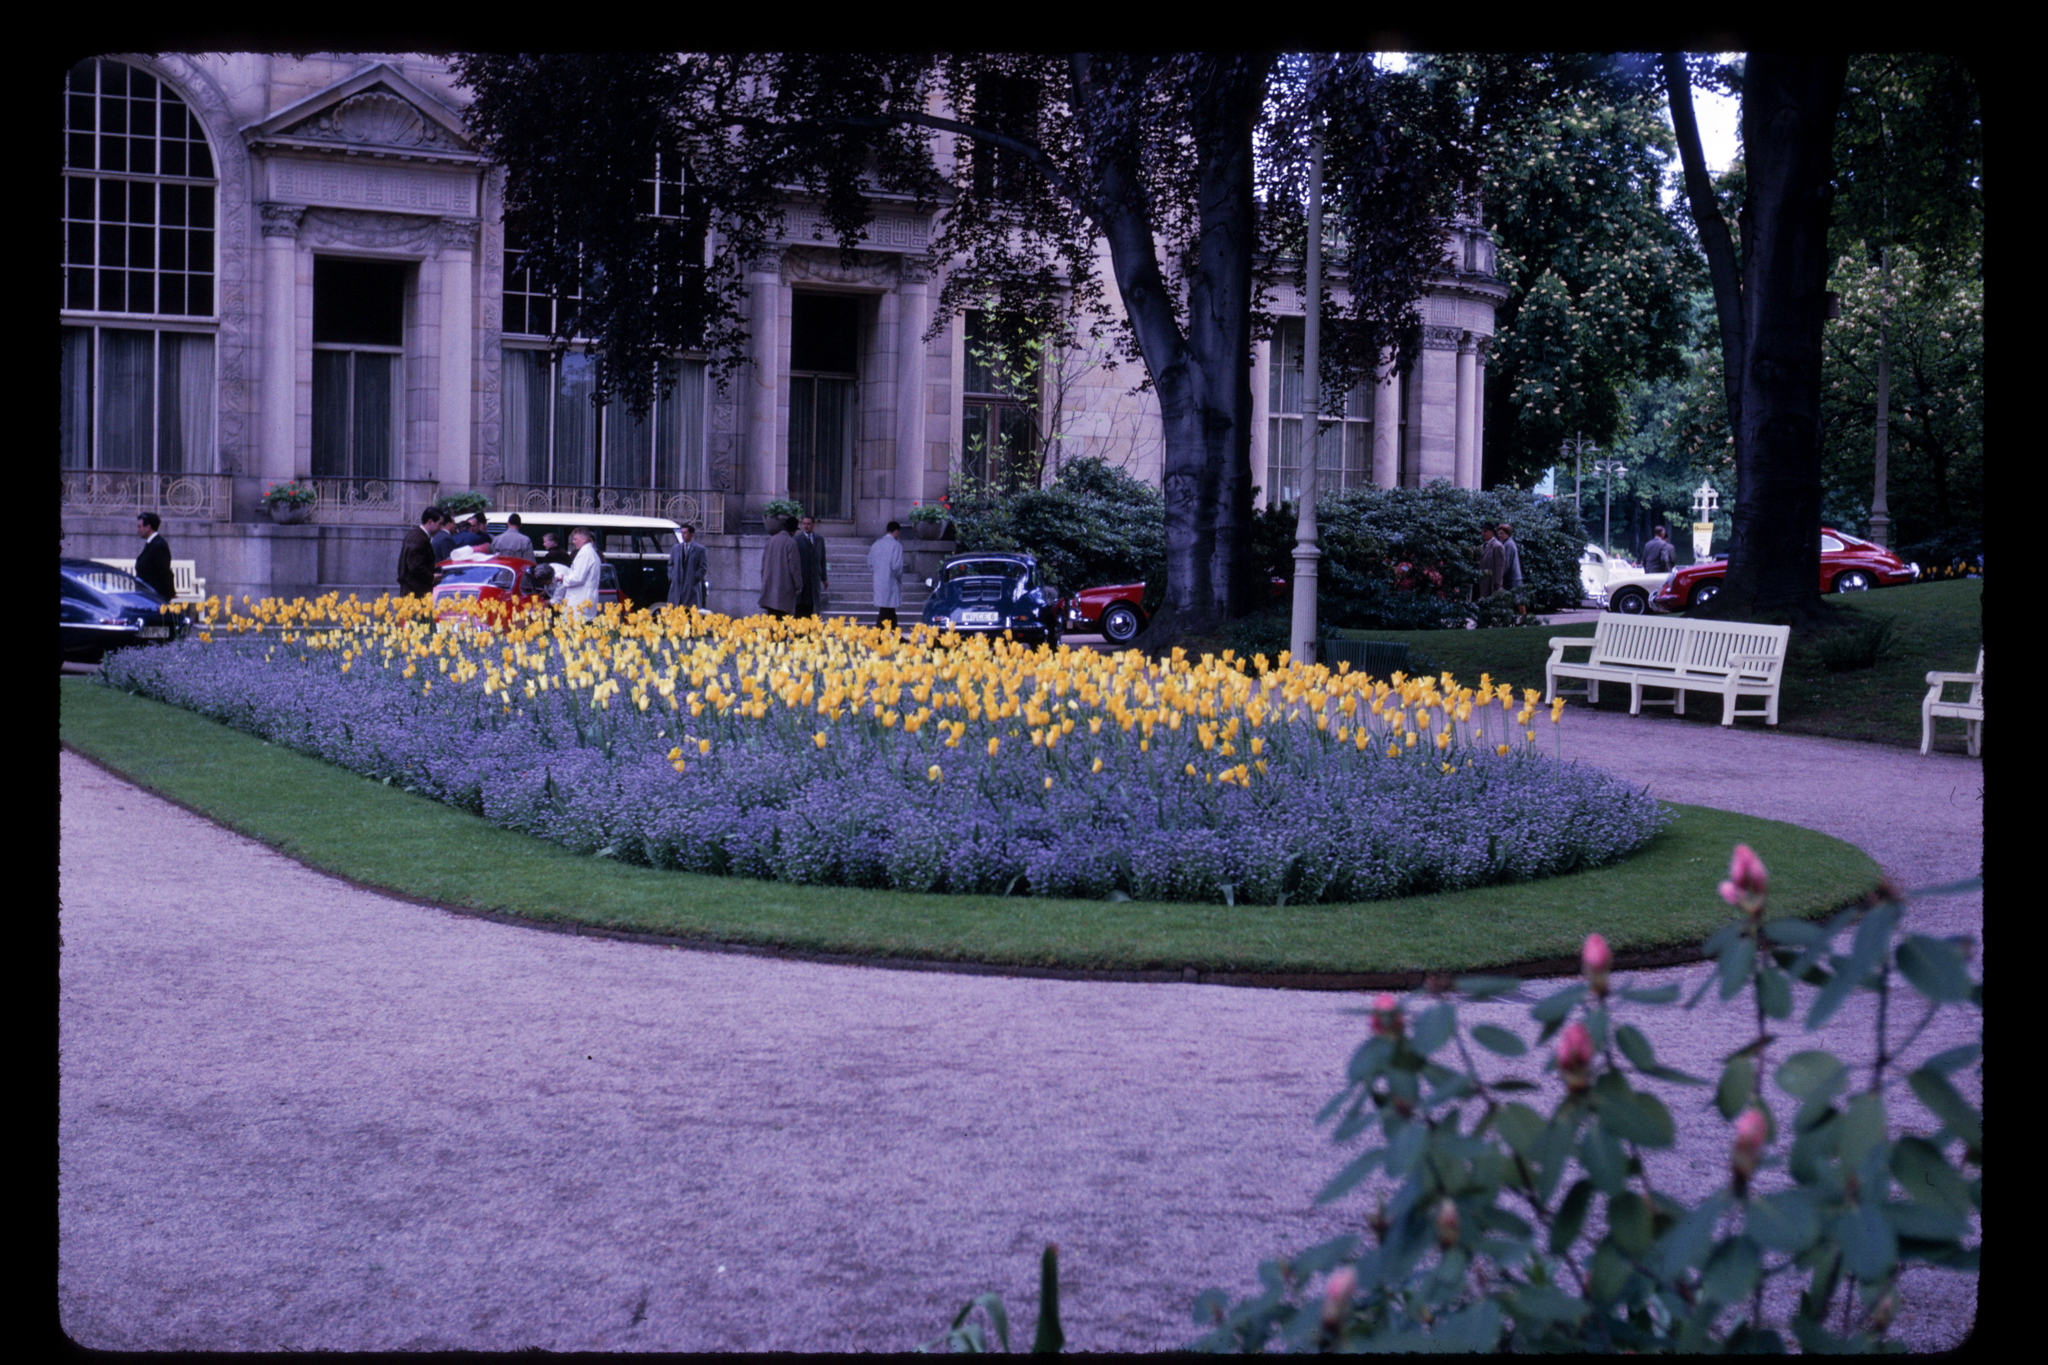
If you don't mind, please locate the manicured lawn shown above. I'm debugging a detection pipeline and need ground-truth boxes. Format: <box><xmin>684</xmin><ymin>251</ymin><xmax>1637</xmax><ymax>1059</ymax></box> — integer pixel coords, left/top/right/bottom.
<box><xmin>62</xmin><ymin>676</ymin><xmax>1882</xmax><ymax>977</ymax></box>
<box><xmin>1332</xmin><ymin>577</ymin><xmax>1983</xmax><ymax>749</ymax></box>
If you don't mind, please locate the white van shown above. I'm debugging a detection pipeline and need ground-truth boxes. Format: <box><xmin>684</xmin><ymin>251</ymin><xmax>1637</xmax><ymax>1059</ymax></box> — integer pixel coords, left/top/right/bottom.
<box><xmin>481</xmin><ymin>511</ymin><xmax>684</xmax><ymax>609</ymax></box>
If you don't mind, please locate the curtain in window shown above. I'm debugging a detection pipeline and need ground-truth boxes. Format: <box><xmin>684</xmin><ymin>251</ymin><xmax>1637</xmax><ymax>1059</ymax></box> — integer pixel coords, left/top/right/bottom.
<box><xmin>553</xmin><ymin>352</ymin><xmax>598</xmax><ymax>487</ymax></box>
<box><xmin>660</xmin><ymin>359</ymin><xmax>705</xmax><ymax>491</ymax></box>
<box><xmin>98</xmin><ymin>328</ymin><xmax>154</xmax><ymax>470</ymax></box>
<box><xmin>158</xmin><ymin>331</ymin><xmax>213</xmax><ymax>474</ymax></box>
<box><xmin>502</xmin><ymin>348</ymin><xmax>549</xmax><ymax>485</ymax></box>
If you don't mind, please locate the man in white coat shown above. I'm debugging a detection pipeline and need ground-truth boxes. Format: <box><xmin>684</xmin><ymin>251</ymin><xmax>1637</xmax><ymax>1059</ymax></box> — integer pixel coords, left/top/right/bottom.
<box><xmin>868</xmin><ymin>520</ymin><xmax>905</xmax><ymax>629</ymax></box>
<box><xmin>558</xmin><ymin>526</ymin><xmax>604</xmax><ymax>618</ymax></box>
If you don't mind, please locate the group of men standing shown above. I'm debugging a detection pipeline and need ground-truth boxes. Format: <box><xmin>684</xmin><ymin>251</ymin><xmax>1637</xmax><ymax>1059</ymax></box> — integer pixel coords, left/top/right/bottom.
<box><xmin>757</xmin><ymin>515</ymin><xmax>904</xmax><ymax>628</ymax></box>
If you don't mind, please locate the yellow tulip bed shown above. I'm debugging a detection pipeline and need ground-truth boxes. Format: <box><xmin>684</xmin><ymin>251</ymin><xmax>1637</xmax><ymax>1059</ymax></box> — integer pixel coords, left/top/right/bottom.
<box><xmin>101</xmin><ymin>593</ymin><xmax>1667</xmax><ymax>904</ymax></box>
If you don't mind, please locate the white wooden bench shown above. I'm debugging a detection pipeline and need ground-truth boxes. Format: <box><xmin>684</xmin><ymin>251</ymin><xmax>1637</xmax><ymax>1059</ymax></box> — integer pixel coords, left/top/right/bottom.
<box><xmin>1545</xmin><ymin>615</ymin><xmax>1792</xmax><ymax>727</ymax></box>
<box><xmin>1921</xmin><ymin>648</ymin><xmax>1983</xmax><ymax>756</ymax></box>
<box><xmin>93</xmin><ymin>557</ymin><xmax>207</xmax><ymax>604</ymax></box>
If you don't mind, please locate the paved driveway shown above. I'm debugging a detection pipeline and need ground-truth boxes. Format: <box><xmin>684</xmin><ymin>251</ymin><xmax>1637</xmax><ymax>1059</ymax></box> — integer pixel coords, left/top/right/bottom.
<box><xmin>58</xmin><ymin>704</ymin><xmax>1982</xmax><ymax>1352</ymax></box>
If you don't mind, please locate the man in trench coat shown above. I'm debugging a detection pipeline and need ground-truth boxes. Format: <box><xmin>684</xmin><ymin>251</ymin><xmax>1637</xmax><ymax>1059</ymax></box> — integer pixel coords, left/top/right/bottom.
<box><xmin>759</xmin><ymin>517</ymin><xmax>803</xmax><ymax>619</ymax></box>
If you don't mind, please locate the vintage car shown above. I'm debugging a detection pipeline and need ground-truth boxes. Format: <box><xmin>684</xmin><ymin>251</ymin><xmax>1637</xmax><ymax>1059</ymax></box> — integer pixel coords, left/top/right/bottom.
<box><xmin>1063</xmin><ymin>575</ymin><xmax>1289</xmax><ymax>643</ymax></box>
<box><xmin>920</xmin><ymin>552</ymin><xmax>1063</xmax><ymax>647</ymax></box>
<box><xmin>1651</xmin><ymin>528</ymin><xmax>1921</xmax><ymax>612</ymax></box>
<box><xmin>430</xmin><ymin>550</ymin><xmax>620</xmax><ymax>626</ymax></box>
<box><xmin>1579</xmin><ymin>544</ymin><xmax>1671</xmax><ymax>615</ymax></box>
<box><xmin>480</xmin><ymin>511</ymin><xmax>681</xmax><ymax>609</ymax></box>
<box><xmin>61</xmin><ymin>558</ymin><xmax>187</xmax><ymax>663</ymax></box>
<box><xmin>1062</xmin><ymin>581</ymin><xmax>1149</xmax><ymax>643</ymax></box>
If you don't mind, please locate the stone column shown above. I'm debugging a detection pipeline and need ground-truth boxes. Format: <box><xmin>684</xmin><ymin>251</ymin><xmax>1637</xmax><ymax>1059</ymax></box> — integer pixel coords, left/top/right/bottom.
<box><xmin>1372</xmin><ymin>349</ymin><xmax>1401</xmax><ymax>489</ymax></box>
<box><xmin>745</xmin><ymin>255</ymin><xmax>783</xmax><ymax>514</ymax></box>
<box><xmin>257</xmin><ymin>203</ymin><xmax>305</xmax><ymax>487</ymax></box>
<box><xmin>435</xmin><ymin>218</ymin><xmax>478</xmax><ymax>489</ymax></box>
<box><xmin>895</xmin><ymin>256</ymin><xmax>931</xmax><ymax>512</ymax></box>
<box><xmin>1455</xmin><ymin>331</ymin><xmax>1477</xmax><ymax>489</ymax></box>
<box><xmin>1473</xmin><ymin>340</ymin><xmax>1489</xmax><ymax>492</ymax></box>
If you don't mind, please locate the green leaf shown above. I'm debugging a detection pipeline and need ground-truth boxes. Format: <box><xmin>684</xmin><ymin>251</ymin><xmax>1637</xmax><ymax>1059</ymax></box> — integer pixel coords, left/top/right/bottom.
<box><xmin>1907</xmin><ymin>1068</ymin><xmax>1982</xmax><ymax>1150</ymax></box>
<box><xmin>1923</xmin><ymin>1043</ymin><xmax>1981</xmax><ymax>1075</ymax></box>
<box><xmin>1701</xmin><ymin>1235</ymin><xmax>1763</xmax><ymax>1306</ymax></box>
<box><xmin>1896</xmin><ymin>935</ymin><xmax>1973</xmax><ymax>1003</ymax></box>
<box><xmin>1471</xmin><ymin>1023</ymin><xmax>1528</xmax><ymax>1057</ymax></box>
<box><xmin>1756</xmin><ymin>964</ymin><xmax>1793</xmax><ymax>1020</ymax></box>
<box><xmin>1595</xmin><ymin>1071</ymin><xmax>1676</xmax><ymax>1148</ymax></box>
<box><xmin>1776</xmin><ymin>1050</ymin><xmax>1848</xmax><ymax>1103</ymax></box>
<box><xmin>1532</xmin><ymin>982</ymin><xmax>1588</xmax><ymax>1025</ymax></box>
<box><xmin>1764</xmin><ymin>917</ymin><xmax>1826</xmax><ymax>946</ymax></box>
<box><xmin>1890</xmin><ymin>1136</ymin><xmax>1972</xmax><ymax>1215</ymax></box>
<box><xmin>1748</xmin><ymin>1189</ymin><xmax>1821</xmax><ymax>1253</ymax></box>
<box><xmin>1880</xmin><ymin>1199</ymin><xmax>1969</xmax><ymax>1244</ymax></box>
<box><xmin>1837</xmin><ymin>1091</ymin><xmax>1888</xmax><ymax>1173</ymax></box>
<box><xmin>1508</xmin><ymin>1283</ymin><xmax>1589</xmax><ymax>1326</ymax></box>
<box><xmin>1834</xmin><ymin>1204</ymin><xmax>1898</xmax><ymax>1281</ymax></box>
<box><xmin>1717</xmin><ymin>934</ymin><xmax>1755</xmax><ymax>1001</ymax></box>
<box><xmin>1410</xmin><ymin>1003</ymin><xmax>1458</xmax><ymax>1057</ymax></box>
<box><xmin>1550</xmin><ymin>1179</ymin><xmax>1594</xmax><ymax>1255</ymax></box>
<box><xmin>1716</xmin><ymin>1054</ymin><xmax>1757</xmax><ymax>1121</ymax></box>
<box><xmin>1655</xmin><ymin>1195</ymin><xmax>1727</xmax><ymax>1279</ymax></box>
<box><xmin>1032</xmin><ymin>1244</ymin><xmax>1063</xmax><ymax>1354</ymax></box>
<box><xmin>1607</xmin><ymin>1191</ymin><xmax>1655</xmax><ymax>1258</ymax></box>
<box><xmin>1317</xmin><ymin>1147</ymin><xmax>1385</xmax><ymax>1206</ymax></box>
<box><xmin>1615</xmin><ymin>1024</ymin><xmax>1657</xmax><ymax>1072</ymax></box>
<box><xmin>1579</xmin><ymin>1125</ymin><xmax>1630</xmax><ymax>1195</ymax></box>
<box><xmin>1494</xmin><ymin>1102</ymin><xmax>1545</xmax><ymax>1157</ymax></box>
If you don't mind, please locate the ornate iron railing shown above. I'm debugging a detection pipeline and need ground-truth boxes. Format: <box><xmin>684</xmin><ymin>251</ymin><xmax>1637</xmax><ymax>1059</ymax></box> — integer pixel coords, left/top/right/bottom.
<box><xmin>306</xmin><ymin>477</ymin><xmax>440</xmax><ymax>526</ymax></box>
<box><xmin>60</xmin><ymin>470</ymin><xmax>232</xmax><ymax>521</ymax></box>
<box><xmin>492</xmin><ymin>483</ymin><xmax>726</xmax><ymax>533</ymax></box>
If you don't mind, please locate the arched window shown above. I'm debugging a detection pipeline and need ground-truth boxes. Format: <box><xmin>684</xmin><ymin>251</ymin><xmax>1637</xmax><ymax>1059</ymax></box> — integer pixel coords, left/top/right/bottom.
<box><xmin>61</xmin><ymin>58</ymin><xmax>218</xmax><ymax>473</ymax></box>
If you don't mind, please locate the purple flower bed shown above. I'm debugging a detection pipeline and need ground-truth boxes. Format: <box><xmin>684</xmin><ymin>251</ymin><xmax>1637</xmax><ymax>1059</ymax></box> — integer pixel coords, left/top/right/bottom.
<box><xmin>100</xmin><ymin>634</ymin><xmax>1668</xmax><ymax>906</ymax></box>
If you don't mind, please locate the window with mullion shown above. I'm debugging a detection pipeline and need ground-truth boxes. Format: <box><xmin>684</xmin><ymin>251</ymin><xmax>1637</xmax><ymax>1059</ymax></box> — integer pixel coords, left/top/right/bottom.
<box><xmin>1266</xmin><ymin>319</ymin><xmax>1373</xmax><ymax>504</ymax></box>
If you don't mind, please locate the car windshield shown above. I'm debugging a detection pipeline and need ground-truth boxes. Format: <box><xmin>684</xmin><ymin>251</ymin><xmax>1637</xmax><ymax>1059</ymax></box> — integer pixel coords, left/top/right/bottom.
<box><xmin>439</xmin><ymin>564</ymin><xmax>516</xmax><ymax>588</ymax></box>
<box><xmin>944</xmin><ymin>560</ymin><xmax>1029</xmax><ymax>585</ymax></box>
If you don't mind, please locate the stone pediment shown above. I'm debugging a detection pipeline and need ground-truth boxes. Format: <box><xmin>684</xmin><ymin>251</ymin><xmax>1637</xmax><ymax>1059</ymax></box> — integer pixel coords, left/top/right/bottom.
<box><xmin>244</xmin><ymin>63</ymin><xmax>480</xmax><ymax>165</ymax></box>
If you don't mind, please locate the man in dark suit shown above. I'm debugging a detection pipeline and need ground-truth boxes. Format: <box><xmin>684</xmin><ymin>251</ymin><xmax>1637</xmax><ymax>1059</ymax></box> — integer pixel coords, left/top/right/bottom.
<box><xmin>397</xmin><ymin>507</ymin><xmax>439</xmax><ymax>597</ymax></box>
<box><xmin>794</xmin><ymin>515</ymin><xmax>828</xmax><ymax>618</ymax></box>
<box><xmin>429</xmin><ymin>508</ymin><xmax>456</xmax><ymax>563</ymax></box>
<box><xmin>667</xmin><ymin>523</ymin><xmax>709</xmax><ymax>609</ymax></box>
<box><xmin>134</xmin><ymin>513</ymin><xmax>176</xmax><ymax>602</ymax></box>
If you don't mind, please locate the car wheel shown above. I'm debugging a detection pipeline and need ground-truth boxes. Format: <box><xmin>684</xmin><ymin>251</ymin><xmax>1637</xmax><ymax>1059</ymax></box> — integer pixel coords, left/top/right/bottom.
<box><xmin>1690</xmin><ymin>580</ymin><xmax>1721</xmax><ymax>610</ymax></box>
<box><xmin>1832</xmin><ymin>569</ymin><xmax>1874</xmax><ymax>593</ymax></box>
<box><xmin>1100</xmin><ymin>603</ymin><xmax>1142</xmax><ymax>643</ymax></box>
<box><xmin>1610</xmin><ymin>587</ymin><xmax>1650</xmax><ymax>615</ymax></box>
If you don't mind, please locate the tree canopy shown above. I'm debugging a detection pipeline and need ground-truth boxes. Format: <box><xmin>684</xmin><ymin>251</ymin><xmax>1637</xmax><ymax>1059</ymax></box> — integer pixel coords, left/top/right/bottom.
<box><xmin>451</xmin><ymin>53</ymin><xmax>1477</xmax><ymax>640</ymax></box>
<box><xmin>1412</xmin><ymin>55</ymin><xmax>1699</xmax><ymax>491</ymax></box>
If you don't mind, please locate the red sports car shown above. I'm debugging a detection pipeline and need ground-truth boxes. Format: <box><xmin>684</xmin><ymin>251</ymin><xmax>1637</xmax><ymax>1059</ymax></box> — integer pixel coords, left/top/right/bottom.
<box><xmin>1062</xmin><ymin>577</ymin><xmax>1287</xmax><ymax>643</ymax></box>
<box><xmin>1651</xmin><ymin>529</ymin><xmax>1920</xmax><ymax>612</ymax></box>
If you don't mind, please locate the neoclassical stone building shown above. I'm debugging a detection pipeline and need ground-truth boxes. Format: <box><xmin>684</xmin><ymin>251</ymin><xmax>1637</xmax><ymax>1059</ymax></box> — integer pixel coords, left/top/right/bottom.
<box><xmin>60</xmin><ymin>53</ymin><xmax>1504</xmax><ymax>608</ymax></box>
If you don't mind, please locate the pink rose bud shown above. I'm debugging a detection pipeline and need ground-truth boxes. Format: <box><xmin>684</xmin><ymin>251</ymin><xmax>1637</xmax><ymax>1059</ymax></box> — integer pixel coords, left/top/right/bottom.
<box><xmin>1372</xmin><ymin>993</ymin><xmax>1404</xmax><ymax>1038</ymax></box>
<box><xmin>1435</xmin><ymin>1198</ymin><xmax>1461</xmax><ymax>1248</ymax></box>
<box><xmin>1731</xmin><ymin>1107</ymin><xmax>1769</xmax><ymax>1190</ymax></box>
<box><xmin>1322</xmin><ymin>1266</ymin><xmax>1356</xmax><ymax>1328</ymax></box>
<box><xmin>1721</xmin><ymin>844</ymin><xmax>1769</xmax><ymax>917</ymax></box>
<box><xmin>1556</xmin><ymin>1021</ymin><xmax>1594</xmax><ymax>1090</ymax></box>
<box><xmin>1581</xmin><ymin>933</ymin><xmax>1612</xmax><ymax>994</ymax></box>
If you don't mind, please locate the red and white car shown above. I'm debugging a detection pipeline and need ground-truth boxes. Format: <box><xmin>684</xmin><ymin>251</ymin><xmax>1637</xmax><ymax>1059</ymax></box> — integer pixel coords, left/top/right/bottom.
<box><xmin>1651</xmin><ymin>529</ymin><xmax>1920</xmax><ymax>612</ymax></box>
<box><xmin>430</xmin><ymin>551</ymin><xmax>620</xmax><ymax>627</ymax></box>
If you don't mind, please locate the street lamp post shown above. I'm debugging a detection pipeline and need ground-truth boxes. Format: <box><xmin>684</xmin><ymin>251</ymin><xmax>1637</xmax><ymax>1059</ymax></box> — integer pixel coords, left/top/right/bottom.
<box><xmin>1591</xmin><ymin>458</ymin><xmax>1627</xmax><ymax>558</ymax></box>
<box><xmin>1690</xmin><ymin>479</ymin><xmax>1721</xmax><ymax>562</ymax></box>
<box><xmin>1559</xmin><ymin>434</ymin><xmax>1599</xmax><ymax>526</ymax></box>
<box><xmin>1289</xmin><ymin>127</ymin><xmax>1325</xmax><ymax>665</ymax></box>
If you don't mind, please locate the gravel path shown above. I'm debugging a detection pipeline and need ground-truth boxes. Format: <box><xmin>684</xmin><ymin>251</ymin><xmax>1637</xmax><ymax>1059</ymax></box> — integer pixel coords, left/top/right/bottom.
<box><xmin>58</xmin><ymin>703</ymin><xmax>1983</xmax><ymax>1352</ymax></box>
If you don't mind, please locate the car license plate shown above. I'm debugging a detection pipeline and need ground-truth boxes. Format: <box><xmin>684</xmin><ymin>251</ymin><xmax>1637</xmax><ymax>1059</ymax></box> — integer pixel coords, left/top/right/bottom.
<box><xmin>962</xmin><ymin>610</ymin><xmax>1000</xmax><ymax>626</ymax></box>
<box><xmin>139</xmin><ymin>626</ymin><xmax>169</xmax><ymax>639</ymax></box>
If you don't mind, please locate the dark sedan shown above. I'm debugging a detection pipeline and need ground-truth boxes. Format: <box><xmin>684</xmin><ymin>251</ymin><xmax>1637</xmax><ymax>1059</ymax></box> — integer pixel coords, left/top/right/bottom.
<box><xmin>920</xmin><ymin>552</ymin><xmax>1063</xmax><ymax>647</ymax></box>
<box><xmin>61</xmin><ymin>558</ymin><xmax>185</xmax><ymax>663</ymax></box>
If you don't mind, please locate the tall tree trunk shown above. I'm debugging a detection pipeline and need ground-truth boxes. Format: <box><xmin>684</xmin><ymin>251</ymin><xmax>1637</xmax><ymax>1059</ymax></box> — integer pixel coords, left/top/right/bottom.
<box><xmin>1664</xmin><ymin>54</ymin><xmax>1844</xmax><ymax>624</ymax></box>
<box><xmin>1071</xmin><ymin>55</ymin><xmax>1267</xmax><ymax>642</ymax></box>
<box><xmin>1726</xmin><ymin>55</ymin><xmax>1845</xmax><ymax>621</ymax></box>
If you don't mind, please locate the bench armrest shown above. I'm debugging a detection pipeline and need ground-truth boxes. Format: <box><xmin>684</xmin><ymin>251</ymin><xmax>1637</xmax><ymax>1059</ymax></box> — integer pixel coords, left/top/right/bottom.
<box><xmin>1924</xmin><ymin>670</ymin><xmax>1982</xmax><ymax>686</ymax></box>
